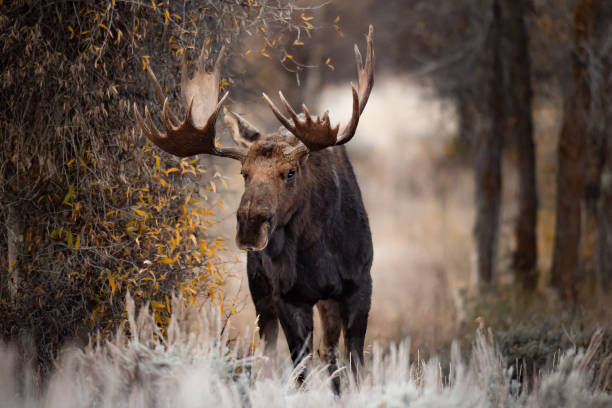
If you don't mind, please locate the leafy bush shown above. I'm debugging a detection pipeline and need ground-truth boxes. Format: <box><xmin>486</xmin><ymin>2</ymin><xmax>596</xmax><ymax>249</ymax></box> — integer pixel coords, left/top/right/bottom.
<box><xmin>0</xmin><ymin>0</ymin><xmax>306</xmax><ymax>373</ymax></box>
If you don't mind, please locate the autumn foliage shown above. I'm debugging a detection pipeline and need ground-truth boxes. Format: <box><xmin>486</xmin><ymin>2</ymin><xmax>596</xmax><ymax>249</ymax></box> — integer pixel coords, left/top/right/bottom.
<box><xmin>0</xmin><ymin>0</ymin><xmax>306</xmax><ymax>371</ymax></box>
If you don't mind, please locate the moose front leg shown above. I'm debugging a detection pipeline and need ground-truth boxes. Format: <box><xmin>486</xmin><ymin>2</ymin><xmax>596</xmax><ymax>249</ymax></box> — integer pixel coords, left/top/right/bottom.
<box><xmin>317</xmin><ymin>300</ymin><xmax>342</xmax><ymax>395</ymax></box>
<box><xmin>342</xmin><ymin>276</ymin><xmax>372</xmax><ymax>382</ymax></box>
<box><xmin>277</xmin><ymin>300</ymin><xmax>314</xmax><ymax>384</ymax></box>
<box><xmin>247</xmin><ymin>252</ymin><xmax>279</xmax><ymax>353</ymax></box>
<box><xmin>253</xmin><ymin>297</ymin><xmax>279</xmax><ymax>354</ymax></box>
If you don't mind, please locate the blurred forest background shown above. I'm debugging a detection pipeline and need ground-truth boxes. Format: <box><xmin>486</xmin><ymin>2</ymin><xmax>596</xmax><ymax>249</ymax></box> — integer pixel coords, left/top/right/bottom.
<box><xmin>2</xmin><ymin>0</ymin><xmax>612</xmax><ymax>388</ymax></box>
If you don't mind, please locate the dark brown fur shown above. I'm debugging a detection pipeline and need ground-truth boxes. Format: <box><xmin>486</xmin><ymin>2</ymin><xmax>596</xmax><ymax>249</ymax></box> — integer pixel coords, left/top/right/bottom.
<box><xmin>235</xmin><ymin>130</ymin><xmax>373</xmax><ymax>393</ymax></box>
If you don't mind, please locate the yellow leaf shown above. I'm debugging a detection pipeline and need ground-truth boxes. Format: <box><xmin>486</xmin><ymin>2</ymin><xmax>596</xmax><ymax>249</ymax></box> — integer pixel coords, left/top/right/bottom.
<box><xmin>66</xmin><ymin>158</ymin><xmax>75</xmax><ymax>166</ymax></box>
<box><xmin>301</xmin><ymin>13</ymin><xmax>314</xmax><ymax>21</ymax></box>
<box><xmin>109</xmin><ymin>275</ymin><xmax>116</xmax><ymax>293</ymax></box>
<box><xmin>166</xmin><ymin>295</ymin><xmax>171</xmax><ymax>313</ymax></box>
<box><xmin>151</xmin><ymin>1</ymin><xmax>156</xmax><ymax>10</ymax></box>
<box><xmin>159</xmin><ymin>256</ymin><xmax>173</xmax><ymax>264</ymax></box>
<box><xmin>151</xmin><ymin>301</ymin><xmax>165</xmax><ymax>309</ymax></box>
<box><xmin>155</xmin><ymin>155</ymin><xmax>160</xmax><ymax>170</ymax></box>
<box><xmin>164</xmin><ymin>9</ymin><xmax>169</xmax><ymax>24</ymax></box>
<box><xmin>134</xmin><ymin>208</ymin><xmax>147</xmax><ymax>217</ymax></box>
<box><xmin>63</xmin><ymin>184</ymin><xmax>75</xmax><ymax>205</ymax></box>
<box><xmin>141</xmin><ymin>55</ymin><xmax>152</xmax><ymax>70</ymax></box>
<box><xmin>66</xmin><ymin>231</ymin><xmax>73</xmax><ymax>248</ymax></box>
<box><xmin>116</xmin><ymin>29</ymin><xmax>122</xmax><ymax>43</ymax></box>
<box><xmin>293</xmin><ymin>40</ymin><xmax>304</xmax><ymax>46</ymax></box>
<box><xmin>210</xmin><ymin>180</ymin><xmax>216</xmax><ymax>193</ymax></box>
<box><xmin>75</xmin><ymin>234</ymin><xmax>81</xmax><ymax>249</ymax></box>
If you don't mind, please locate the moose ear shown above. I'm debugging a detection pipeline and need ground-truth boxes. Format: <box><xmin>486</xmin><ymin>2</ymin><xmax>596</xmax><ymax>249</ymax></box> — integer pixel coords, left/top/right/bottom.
<box><xmin>223</xmin><ymin>107</ymin><xmax>262</xmax><ymax>148</ymax></box>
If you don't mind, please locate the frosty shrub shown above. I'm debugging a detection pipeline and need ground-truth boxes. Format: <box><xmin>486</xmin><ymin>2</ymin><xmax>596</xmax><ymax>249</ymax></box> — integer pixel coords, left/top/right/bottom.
<box><xmin>1</xmin><ymin>294</ymin><xmax>610</xmax><ymax>408</ymax></box>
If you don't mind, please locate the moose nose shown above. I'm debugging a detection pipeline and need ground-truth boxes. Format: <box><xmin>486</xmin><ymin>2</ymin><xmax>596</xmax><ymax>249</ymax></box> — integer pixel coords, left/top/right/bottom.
<box><xmin>235</xmin><ymin>209</ymin><xmax>273</xmax><ymax>251</ymax></box>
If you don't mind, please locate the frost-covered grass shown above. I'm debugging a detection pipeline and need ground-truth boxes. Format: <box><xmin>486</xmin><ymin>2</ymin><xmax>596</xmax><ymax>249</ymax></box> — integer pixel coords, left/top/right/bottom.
<box><xmin>1</xmin><ymin>296</ymin><xmax>611</xmax><ymax>408</ymax></box>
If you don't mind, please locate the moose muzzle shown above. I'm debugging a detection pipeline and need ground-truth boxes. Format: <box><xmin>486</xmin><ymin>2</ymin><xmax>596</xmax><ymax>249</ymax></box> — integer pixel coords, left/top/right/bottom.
<box><xmin>235</xmin><ymin>189</ymin><xmax>275</xmax><ymax>251</ymax></box>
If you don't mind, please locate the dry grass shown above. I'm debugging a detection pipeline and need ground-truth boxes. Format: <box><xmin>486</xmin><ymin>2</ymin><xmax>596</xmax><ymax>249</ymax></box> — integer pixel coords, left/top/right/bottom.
<box><xmin>1</xmin><ymin>295</ymin><xmax>611</xmax><ymax>408</ymax></box>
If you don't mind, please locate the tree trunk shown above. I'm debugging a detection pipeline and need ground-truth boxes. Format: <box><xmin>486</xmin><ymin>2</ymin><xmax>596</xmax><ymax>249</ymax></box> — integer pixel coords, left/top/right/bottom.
<box><xmin>5</xmin><ymin>205</ymin><xmax>22</xmax><ymax>301</ymax></box>
<box><xmin>598</xmin><ymin>140</ymin><xmax>612</xmax><ymax>289</ymax></box>
<box><xmin>550</xmin><ymin>0</ymin><xmax>593</xmax><ymax>301</ymax></box>
<box><xmin>474</xmin><ymin>0</ymin><xmax>503</xmax><ymax>292</ymax></box>
<box><xmin>581</xmin><ymin>111</ymin><xmax>605</xmax><ymax>284</ymax></box>
<box><xmin>502</xmin><ymin>0</ymin><xmax>538</xmax><ymax>289</ymax></box>
<box><xmin>593</xmin><ymin>0</ymin><xmax>612</xmax><ymax>290</ymax></box>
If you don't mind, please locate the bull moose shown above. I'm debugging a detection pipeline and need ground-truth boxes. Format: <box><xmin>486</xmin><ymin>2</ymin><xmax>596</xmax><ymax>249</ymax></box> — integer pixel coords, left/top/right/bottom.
<box><xmin>134</xmin><ymin>26</ymin><xmax>374</xmax><ymax>393</ymax></box>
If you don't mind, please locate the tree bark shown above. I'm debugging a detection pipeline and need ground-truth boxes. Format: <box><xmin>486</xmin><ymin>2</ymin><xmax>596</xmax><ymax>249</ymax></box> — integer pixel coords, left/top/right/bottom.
<box><xmin>593</xmin><ymin>0</ymin><xmax>612</xmax><ymax>290</ymax></box>
<box><xmin>5</xmin><ymin>205</ymin><xmax>22</xmax><ymax>301</ymax></box>
<box><xmin>502</xmin><ymin>0</ymin><xmax>538</xmax><ymax>289</ymax></box>
<box><xmin>474</xmin><ymin>0</ymin><xmax>503</xmax><ymax>292</ymax></box>
<box><xmin>598</xmin><ymin>140</ymin><xmax>612</xmax><ymax>289</ymax></box>
<box><xmin>550</xmin><ymin>0</ymin><xmax>593</xmax><ymax>301</ymax></box>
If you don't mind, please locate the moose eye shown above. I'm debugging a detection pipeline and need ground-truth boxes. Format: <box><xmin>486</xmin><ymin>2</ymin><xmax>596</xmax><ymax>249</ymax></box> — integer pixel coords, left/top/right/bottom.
<box><xmin>286</xmin><ymin>169</ymin><xmax>296</xmax><ymax>179</ymax></box>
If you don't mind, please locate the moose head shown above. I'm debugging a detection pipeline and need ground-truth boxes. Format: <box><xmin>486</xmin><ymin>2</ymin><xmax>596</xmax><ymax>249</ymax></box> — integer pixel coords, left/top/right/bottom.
<box><xmin>134</xmin><ymin>26</ymin><xmax>374</xmax><ymax>252</ymax></box>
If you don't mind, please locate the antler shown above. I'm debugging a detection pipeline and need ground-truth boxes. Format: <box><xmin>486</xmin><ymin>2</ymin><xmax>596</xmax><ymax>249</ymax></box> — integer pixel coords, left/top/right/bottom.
<box><xmin>263</xmin><ymin>25</ymin><xmax>374</xmax><ymax>154</ymax></box>
<box><xmin>134</xmin><ymin>45</ymin><xmax>246</xmax><ymax>161</ymax></box>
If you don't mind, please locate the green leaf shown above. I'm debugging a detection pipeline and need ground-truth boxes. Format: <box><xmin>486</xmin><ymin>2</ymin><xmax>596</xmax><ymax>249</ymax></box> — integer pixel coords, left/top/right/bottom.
<box><xmin>63</xmin><ymin>184</ymin><xmax>75</xmax><ymax>206</ymax></box>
